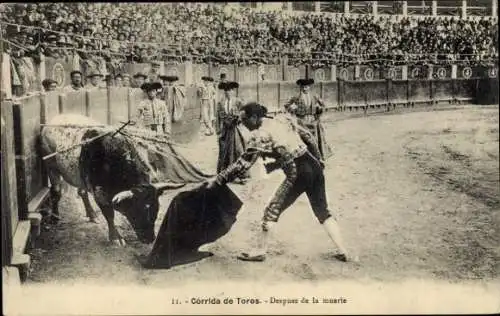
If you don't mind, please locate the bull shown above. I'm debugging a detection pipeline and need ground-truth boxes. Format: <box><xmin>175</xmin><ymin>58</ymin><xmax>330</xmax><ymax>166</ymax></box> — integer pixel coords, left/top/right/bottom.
<box><xmin>40</xmin><ymin>114</ymin><xmax>184</xmax><ymax>246</ymax></box>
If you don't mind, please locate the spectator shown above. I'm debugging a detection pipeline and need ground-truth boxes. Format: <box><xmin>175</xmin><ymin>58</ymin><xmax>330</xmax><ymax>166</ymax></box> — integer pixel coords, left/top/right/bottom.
<box><xmin>0</xmin><ymin>3</ymin><xmax>497</xmax><ymax>69</ymax></box>
<box><xmin>86</xmin><ymin>71</ymin><xmax>103</xmax><ymax>89</ymax></box>
<box><xmin>133</xmin><ymin>72</ymin><xmax>148</xmax><ymax>88</ymax></box>
<box><xmin>63</xmin><ymin>70</ymin><xmax>84</xmax><ymax>93</ymax></box>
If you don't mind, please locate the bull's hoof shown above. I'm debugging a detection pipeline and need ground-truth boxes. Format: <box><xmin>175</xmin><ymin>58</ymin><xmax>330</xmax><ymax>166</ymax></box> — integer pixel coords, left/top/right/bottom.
<box><xmin>110</xmin><ymin>238</ymin><xmax>127</xmax><ymax>247</ymax></box>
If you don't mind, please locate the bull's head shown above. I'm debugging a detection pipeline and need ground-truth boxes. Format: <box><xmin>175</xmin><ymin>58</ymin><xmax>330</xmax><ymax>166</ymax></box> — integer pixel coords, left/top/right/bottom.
<box><xmin>111</xmin><ymin>182</ymin><xmax>185</xmax><ymax>243</ymax></box>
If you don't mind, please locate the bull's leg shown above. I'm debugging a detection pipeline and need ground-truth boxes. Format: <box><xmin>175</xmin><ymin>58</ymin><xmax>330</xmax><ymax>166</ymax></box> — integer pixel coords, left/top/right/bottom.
<box><xmin>77</xmin><ymin>189</ymin><xmax>98</xmax><ymax>223</ymax></box>
<box><xmin>47</xmin><ymin>169</ymin><xmax>63</xmax><ymax>224</ymax></box>
<box><xmin>99</xmin><ymin>204</ymin><xmax>126</xmax><ymax>246</ymax></box>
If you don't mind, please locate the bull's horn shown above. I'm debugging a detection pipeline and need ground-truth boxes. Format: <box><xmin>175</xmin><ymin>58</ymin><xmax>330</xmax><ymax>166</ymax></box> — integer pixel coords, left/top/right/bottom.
<box><xmin>152</xmin><ymin>182</ymin><xmax>186</xmax><ymax>191</ymax></box>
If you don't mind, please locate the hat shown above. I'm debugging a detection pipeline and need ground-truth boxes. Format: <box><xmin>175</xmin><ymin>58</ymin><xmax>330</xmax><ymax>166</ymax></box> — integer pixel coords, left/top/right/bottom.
<box><xmin>151</xmin><ymin>61</ymin><xmax>161</xmax><ymax>67</ymax></box>
<box><xmin>201</xmin><ymin>76</ymin><xmax>214</xmax><ymax>82</ymax></box>
<box><xmin>141</xmin><ymin>82</ymin><xmax>162</xmax><ymax>92</ymax></box>
<box><xmin>220</xmin><ymin>73</ymin><xmax>227</xmax><ymax>79</ymax></box>
<box><xmin>115</xmin><ymin>74</ymin><xmax>123</xmax><ymax>80</ymax></box>
<box><xmin>159</xmin><ymin>75</ymin><xmax>178</xmax><ymax>82</ymax></box>
<box><xmin>122</xmin><ymin>73</ymin><xmax>130</xmax><ymax>78</ymax></box>
<box><xmin>70</xmin><ymin>70</ymin><xmax>83</xmax><ymax>77</ymax></box>
<box><xmin>87</xmin><ymin>71</ymin><xmax>103</xmax><ymax>78</ymax></box>
<box><xmin>47</xmin><ymin>34</ymin><xmax>58</xmax><ymax>41</ymax></box>
<box><xmin>241</xmin><ymin>102</ymin><xmax>273</xmax><ymax>119</ymax></box>
<box><xmin>229</xmin><ymin>81</ymin><xmax>240</xmax><ymax>90</ymax></box>
<box><xmin>133</xmin><ymin>72</ymin><xmax>148</xmax><ymax>79</ymax></box>
<box><xmin>42</xmin><ymin>78</ymin><xmax>57</xmax><ymax>88</ymax></box>
<box><xmin>218</xmin><ymin>81</ymin><xmax>239</xmax><ymax>91</ymax></box>
<box><xmin>296</xmin><ymin>78</ymin><xmax>315</xmax><ymax>86</ymax></box>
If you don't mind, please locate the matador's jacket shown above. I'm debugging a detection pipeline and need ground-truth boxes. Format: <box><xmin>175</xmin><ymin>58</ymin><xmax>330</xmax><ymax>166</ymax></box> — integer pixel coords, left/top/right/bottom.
<box><xmin>283</xmin><ymin>92</ymin><xmax>333</xmax><ymax>160</ymax></box>
<box><xmin>215</xmin><ymin>114</ymin><xmax>333</xmax><ymax>225</ymax></box>
<box><xmin>136</xmin><ymin>97</ymin><xmax>171</xmax><ymax>136</ymax></box>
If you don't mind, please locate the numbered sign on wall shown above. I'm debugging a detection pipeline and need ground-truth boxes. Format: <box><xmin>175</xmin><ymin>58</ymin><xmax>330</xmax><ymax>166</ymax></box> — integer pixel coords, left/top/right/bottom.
<box><xmin>488</xmin><ymin>68</ymin><xmax>498</xmax><ymax>78</ymax></box>
<box><xmin>436</xmin><ymin>67</ymin><xmax>447</xmax><ymax>79</ymax></box>
<box><xmin>462</xmin><ymin>67</ymin><xmax>472</xmax><ymax>79</ymax></box>
<box><xmin>52</xmin><ymin>63</ymin><xmax>66</xmax><ymax>88</ymax></box>
<box><xmin>364</xmin><ymin>68</ymin><xmax>374</xmax><ymax>80</ymax></box>
<box><xmin>338</xmin><ymin>68</ymin><xmax>348</xmax><ymax>80</ymax></box>
<box><xmin>315</xmin><ymin>69</ymin><xmax>326</xmax><ymax>82</ymax></box>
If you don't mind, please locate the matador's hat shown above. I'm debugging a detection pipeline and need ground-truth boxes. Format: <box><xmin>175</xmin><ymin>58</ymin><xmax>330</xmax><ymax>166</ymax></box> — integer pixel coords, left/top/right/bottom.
<box><xmin>87</xmin><ymin>70</ymin><xmax>104</xmax><ymax>78</ymax></box>
<box><xmin>296</xmin><ymin>78</ymin><xmax>315</xmax><ymax>86</ymax></box>
<box><xmin>42</xmin><ymin>78</ymin><xmax>57</xmax><ymax>89</ymax></box>
<box><xmin>218</xmin><ymin>81</ymin><xmax>239</xmax><ymax>91</ymax></box>
<box><xmin>141</xmin><ymin>82</ymin><xmax>163</xmax><ymax>92</ymax></box>
<box><xmin>241</xmin><ymin>102</ymin><xmax>273</xmax><ymax>119</ymax></box>
<box><xmin>133</xmin><ymin>72</ymin><xmax>148</xmax><ymax>79</ymax></box>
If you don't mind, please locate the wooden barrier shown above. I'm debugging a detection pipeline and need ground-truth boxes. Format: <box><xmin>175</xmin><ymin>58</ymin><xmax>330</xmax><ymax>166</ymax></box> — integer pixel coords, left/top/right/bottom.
<box><xmin>388</xmin><ymin>80</ymin><xmax>409</xmax><ymax>106</ymax></box>
<box><xmin>364</xmin><ymin>80</ymin><xmax>388</xmax><ymax>107</ymax></box>
<box><xmin>61</xmin><ymin>90</ymin><xmax>86</xmax><ymax>115</ymax></box>
<box><xmin>238</xmin><ymin>82</ymin><xmax>258</xmax><ymax>104</ymax></box>
<box><xmin>258</xmin><ymin>82</ymin><xmax>280</xmax><ymax>112</ymax></box>
<box><xmin>454</xmin><ymin>79</ymin><xmax>476</xmax><ymax>103</ymax></box>
<box><xmin>12</xmin><ymin>95</ymin><xmax>46</xmax><ymax>217</ymax></box>
<box><xmin>109</xmin><ymin>87</ymin><xmax>130</xmax><ymax>125</ymax></box>
<box><xmin>432</xmin><ymin>79</ymin><xmax>456</xmax><ymax>104</ymax></box>
<box><xmin>341</xmin><ymin>81</ymin><xmax>367</xmax><ymax>109</ymax></box>
<box><xmin>321</xmin><ymin>82</ymin><xmax>339</xmax><ymax>109</ymax></box>
<box><xmin>1</xmin><ymin>100</ymin><xmax>34</xmax><ymax>282</ymax></box>
<box><xmin>87</xmin><ymin>88</ymin><xmax>109</xmax><ymax>124</ymax></box>
<box><xmin>408</xmin><ymin>80</ymin><xmax>433</xmax><ymax>105</ymax></box>
<box><xmin>1</xmin><ymin>103</ymin><xmax>19</xmax><ymax>267</ymax></box>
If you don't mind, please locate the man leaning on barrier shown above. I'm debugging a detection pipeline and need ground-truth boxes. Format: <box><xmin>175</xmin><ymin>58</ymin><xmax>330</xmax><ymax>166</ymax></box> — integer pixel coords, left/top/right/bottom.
<box><xmin>206</xmin><ymin>102</ymin><xmax>356</xmax><ymax>263</ymax></box>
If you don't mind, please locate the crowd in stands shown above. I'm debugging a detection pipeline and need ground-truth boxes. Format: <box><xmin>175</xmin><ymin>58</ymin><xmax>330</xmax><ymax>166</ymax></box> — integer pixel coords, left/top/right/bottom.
<box><xmin>1</xmin><ymin>3</ymin><xmax>498</xmax><ymax>67</ymax></box>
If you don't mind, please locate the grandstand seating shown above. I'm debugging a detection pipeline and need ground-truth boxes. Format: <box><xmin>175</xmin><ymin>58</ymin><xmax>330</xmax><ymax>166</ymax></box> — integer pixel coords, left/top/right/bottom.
<box><xmin>0</xmin><ymin>2</ymin><xmax>497</xmax><ymax>67</ymax></box>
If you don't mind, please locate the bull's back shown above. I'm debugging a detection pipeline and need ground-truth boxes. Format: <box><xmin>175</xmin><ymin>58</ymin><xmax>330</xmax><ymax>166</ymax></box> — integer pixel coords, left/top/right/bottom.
<box><xmin>41</xmin><ymin>114</ymin><xmax>109</xmax><ymax>189</ymax></box>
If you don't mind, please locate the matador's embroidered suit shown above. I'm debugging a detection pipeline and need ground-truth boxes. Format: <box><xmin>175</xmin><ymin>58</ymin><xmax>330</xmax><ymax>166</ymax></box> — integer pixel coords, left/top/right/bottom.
<box><xmin>215</xmin><ymin>113</ymin><xmax>334</xmax><ymax>225</ymax></box>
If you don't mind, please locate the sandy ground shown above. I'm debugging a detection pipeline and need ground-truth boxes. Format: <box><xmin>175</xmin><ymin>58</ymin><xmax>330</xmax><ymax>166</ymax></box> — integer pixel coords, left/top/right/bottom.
<box><xmin>24</xmin><ymin>106</ymin><xmax>500</xmax><ymax>295</ymax></box>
